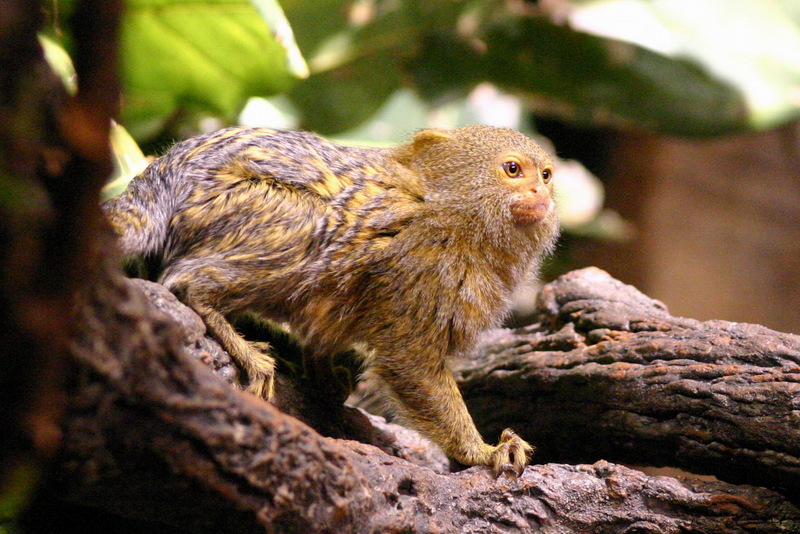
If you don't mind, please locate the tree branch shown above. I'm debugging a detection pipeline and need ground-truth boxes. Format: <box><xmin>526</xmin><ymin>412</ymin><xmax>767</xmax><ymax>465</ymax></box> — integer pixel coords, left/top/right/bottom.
<box><xmin>454</xmin><ymin>267</ymin><xmax>800</xmax><ymax>498</ymax></box>
<box><xmin>30</xmin><ymin>268</ymin><xmax>800</xmax><ymax>532</ymax></box>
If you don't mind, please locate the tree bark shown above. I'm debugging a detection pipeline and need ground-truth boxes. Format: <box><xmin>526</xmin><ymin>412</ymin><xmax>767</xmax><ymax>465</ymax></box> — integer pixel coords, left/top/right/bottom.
<box><xmin>455</xmin><ymin>267</ymin><xmax>800</xmax><ymax>499</ymax></box>
<box><xmin>22</xmin><ymin>268</ymin><xmax>799</xmax><ymax>533</ymax></box>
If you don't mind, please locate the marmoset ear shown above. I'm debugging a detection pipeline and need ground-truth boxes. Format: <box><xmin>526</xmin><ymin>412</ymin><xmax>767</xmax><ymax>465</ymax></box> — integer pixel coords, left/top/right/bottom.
<box><xmin>411</xmin><ymin>129</ymin><xmax>453</xmax><ymax>150</ymax></box>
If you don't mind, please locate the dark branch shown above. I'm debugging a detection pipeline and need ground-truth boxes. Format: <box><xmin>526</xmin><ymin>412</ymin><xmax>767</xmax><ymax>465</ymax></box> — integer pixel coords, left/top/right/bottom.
<box><xmin>455</xmin><ymin>267</ymin><xmax>800</xmax><ymax>498</ymax></box>
<box><xmin>30</xmin><ymin>268</ymin><xmax>800</xmax><ymax>533</ymax></box>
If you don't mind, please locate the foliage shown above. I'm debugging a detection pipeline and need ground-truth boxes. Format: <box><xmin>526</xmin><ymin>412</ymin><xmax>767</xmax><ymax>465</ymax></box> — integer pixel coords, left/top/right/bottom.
<box><xmin>40</xmin><ymin>0</ymin><xmax>800</xmax><ymax>237</ymax></box>
<box><xmin>44</xmin><ymin>0</ymin><xmax>800</xmax><ymax>142</ymax></box>
<box><xmin>120</xmin><ymin>0</ymin><xmax>307</xmax><ymax>140</ymax></box>
<box><xmin>103</xmin><ymin>122</ymin><xmax>150</xmax><ymax>201</ymax></box>
<box><xmin>565</xmin><ymin>0</ymin><xmax>800</xmax><ymax>131</ymax></box>
<box><xmin>281</xmin><ymin>0</ymin><xmax>800</xmax><ymax>136</ymax></box>
<box><xmin>45</xmin><ymin>0</ymin><xmax>307</xmax><ymax>140</ymax></box>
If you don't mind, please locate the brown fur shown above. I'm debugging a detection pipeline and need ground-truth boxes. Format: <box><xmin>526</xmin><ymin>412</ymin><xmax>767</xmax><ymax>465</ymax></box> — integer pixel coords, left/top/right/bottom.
<box><xmin>103</xmin><ymin>125</ymin><xmax>559</xmax><ymax>472</ymax></box>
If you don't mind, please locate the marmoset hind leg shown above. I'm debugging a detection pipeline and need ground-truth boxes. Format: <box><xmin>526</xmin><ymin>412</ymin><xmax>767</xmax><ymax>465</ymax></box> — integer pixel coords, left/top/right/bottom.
<box><xmin>374</xmin><ymin>348</ymin><xmax>533</xmax><ymax>474</ymax></box>
<box><xmin>168</xmin><ymin>276</ymin><xmax>276</xmax><ymax>399</ymax></box>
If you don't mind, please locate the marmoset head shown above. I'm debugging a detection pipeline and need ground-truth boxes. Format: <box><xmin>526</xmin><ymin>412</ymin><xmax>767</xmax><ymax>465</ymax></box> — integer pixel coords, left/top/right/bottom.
<box><xmin>400</xmin><ymin>125</ymin><xmax>557</xmax><ymax>235</ymax></box>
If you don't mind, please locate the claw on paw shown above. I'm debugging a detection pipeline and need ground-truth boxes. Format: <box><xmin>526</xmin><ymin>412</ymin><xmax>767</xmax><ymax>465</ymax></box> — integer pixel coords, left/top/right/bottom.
<box><xmin>244</xmin><ymin>344</ymin><xmax>276</xmax><ymax>400</ymax></box>
<box><xmin>247</xmin><ymin>372</ymin><xmax>275</xmax><ymax>400</ymax></box>
<box><xmin>490</xmin><ymin>428</ymin><xmax>534</xmax><ymax>477</ymax></box>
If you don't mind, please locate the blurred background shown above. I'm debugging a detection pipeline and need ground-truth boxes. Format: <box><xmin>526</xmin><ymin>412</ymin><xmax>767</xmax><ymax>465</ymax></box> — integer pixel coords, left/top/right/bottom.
<box><xmin>45</xmin><ymin>0</ymin><xmax>800</xmax><ymax>333</ymax></box>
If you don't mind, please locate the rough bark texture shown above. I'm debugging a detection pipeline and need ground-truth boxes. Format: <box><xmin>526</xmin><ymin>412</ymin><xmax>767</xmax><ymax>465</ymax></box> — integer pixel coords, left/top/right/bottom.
<box><xmin>455</xmin><ymin>267</ymin><xmax>800</xmax><ymax>499</ymax></box>
<box><xmin>23</xmin><ymin>267</ymin><xmax>799</xmax><ymax>533</ymax></box>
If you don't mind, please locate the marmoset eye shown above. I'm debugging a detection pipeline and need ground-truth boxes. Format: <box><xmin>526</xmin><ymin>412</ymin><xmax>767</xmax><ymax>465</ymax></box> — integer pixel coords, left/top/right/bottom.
<box><xmin>502</xmin><ymin>160</ymin><xmax>522</xmax><ymax>178</ymax></box>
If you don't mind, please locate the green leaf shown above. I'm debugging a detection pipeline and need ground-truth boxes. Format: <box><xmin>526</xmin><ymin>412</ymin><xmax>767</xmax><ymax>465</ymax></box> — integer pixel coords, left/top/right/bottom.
<box><xmin>250</xmin><ymin>0</ymin><xmax>309</xmax><ymax>79</ymax></box>
<box><xmin>481</xmin><ymin>15</ymin><xmax>749</xmax><ymax>136</ymax></box>
<box><xmin>284</xmin><ymin>2</ymin><xmax>413</xmax><ymax>134</ymax></box>
<box><xmin>289</xmin><ymin>54</ymin><xmax>403</xmax><ymax>134</ymax></box>
<box><xmin>282</xmin><ymin>0</ymin><xmax>471</xmax><ymax>134</ymax></box>
<box><xmin>550</xmin><ymin>0</ymin><xmax>800</xmax><ymax>132</ymax></box>
<box><xmin>280</xmin><ymin>0</ymin><xmax>353</xmax><ymax>55</ymax></box>
<box><xmin>120</xmin><ymin>0</ymin><xmax>307</xmax><ymax>139</ymax></box>
<box><xmin>102</xmin><ymin>122</ymin><xmax>150</xmax><ymax>201</ymax></box>
<box><xmin>38</xmin><ymin>35</ymin><xmax>77</xmax><ymax>94</ymax></box>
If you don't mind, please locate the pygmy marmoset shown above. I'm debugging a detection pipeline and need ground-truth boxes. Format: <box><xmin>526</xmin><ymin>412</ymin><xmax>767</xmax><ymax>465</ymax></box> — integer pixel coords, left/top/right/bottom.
<box><xmin>103</xmin><ymin>125</ymin><xmax>559</xmax><ymax>473</ymax></box>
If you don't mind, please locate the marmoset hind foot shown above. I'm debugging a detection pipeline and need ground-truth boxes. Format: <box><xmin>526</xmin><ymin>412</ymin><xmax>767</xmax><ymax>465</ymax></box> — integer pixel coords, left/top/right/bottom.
<box><xmin>103</xmin><ymin>125</ymin><xmax>559</xmax><ymax>474</ymax></box>
<box><xmin>243</xmin><ymin>341</ymin><xmax>276</xmax><ymax>400</ymax></box>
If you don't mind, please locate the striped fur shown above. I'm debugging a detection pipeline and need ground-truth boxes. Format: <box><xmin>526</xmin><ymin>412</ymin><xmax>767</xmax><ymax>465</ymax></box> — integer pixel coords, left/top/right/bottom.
<box><xmin>103</xmin><ymin>126</ymin><xmax>559</xmax><ymax>472</ymax></box>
